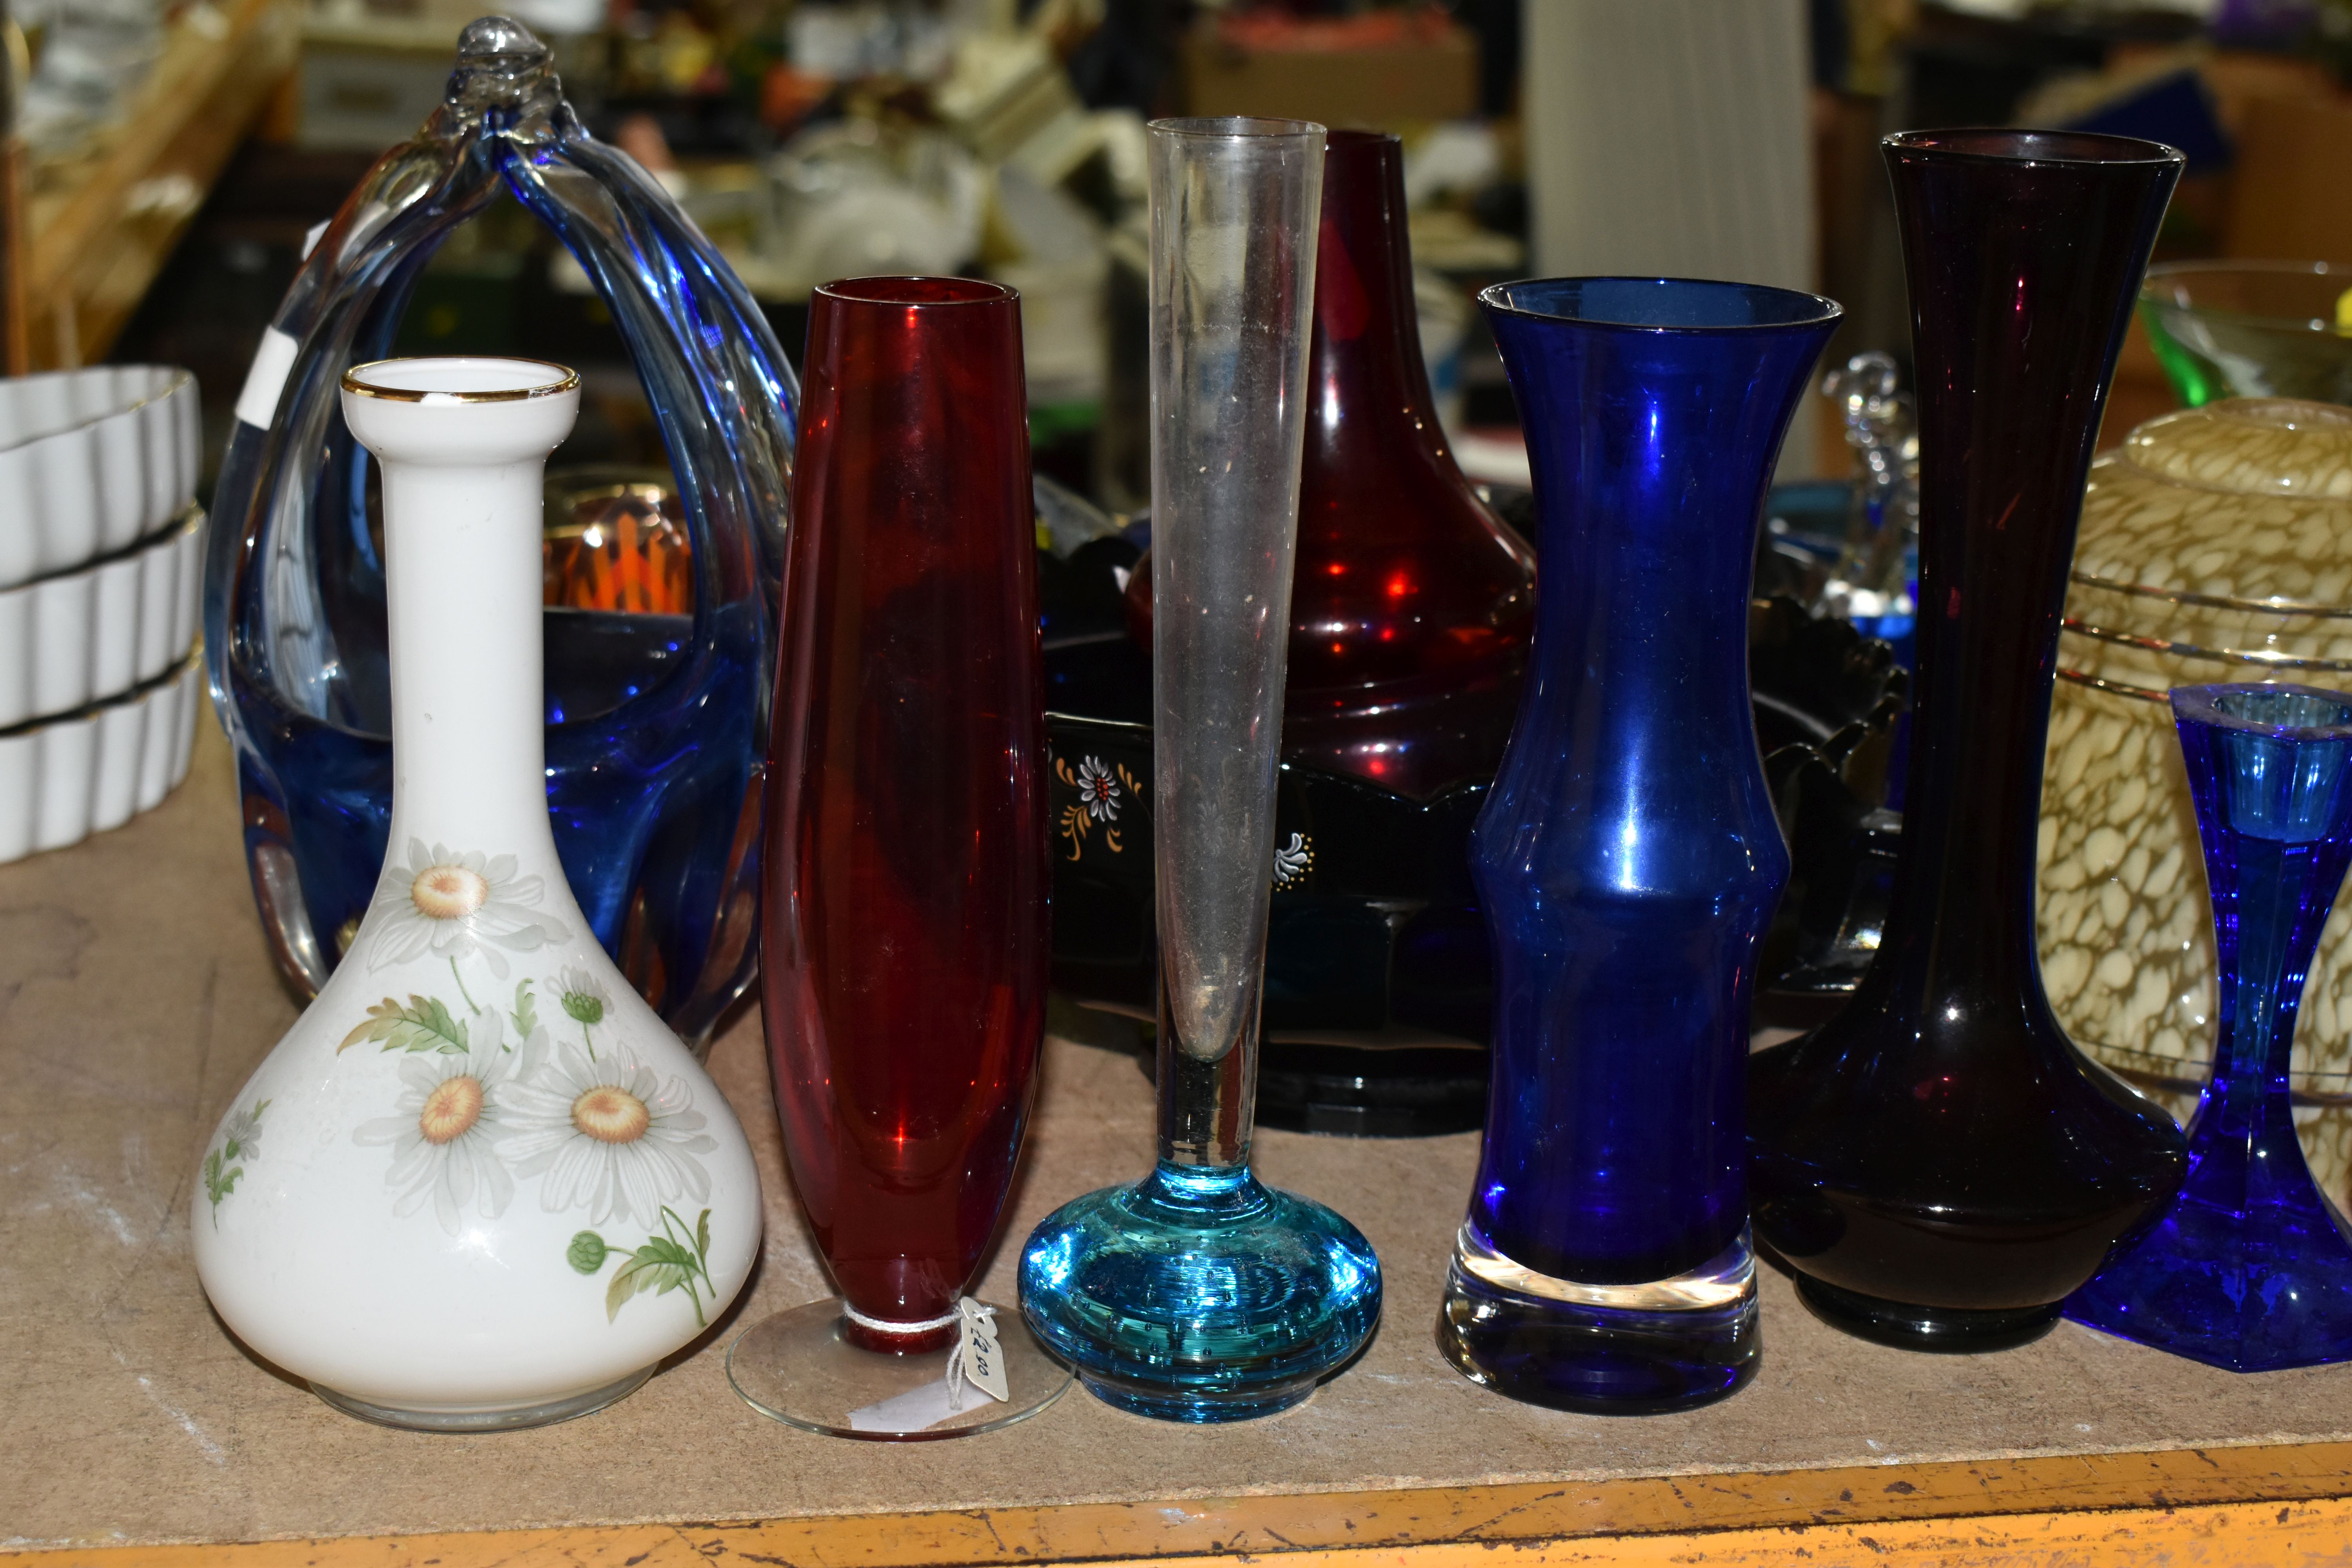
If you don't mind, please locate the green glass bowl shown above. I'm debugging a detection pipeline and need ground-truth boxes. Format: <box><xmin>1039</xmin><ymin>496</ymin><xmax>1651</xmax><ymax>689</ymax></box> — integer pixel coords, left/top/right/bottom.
<box><xmin>2141</xmin><ymin>260</ymin><xmax>2352</xmax><ymax>408</ymax></box>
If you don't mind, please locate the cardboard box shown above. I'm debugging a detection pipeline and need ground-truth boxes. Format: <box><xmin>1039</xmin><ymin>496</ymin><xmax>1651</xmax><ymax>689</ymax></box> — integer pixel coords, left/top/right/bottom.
<box><xmin>2227</xmin><ymin>92</ymin><xmax>2352</xmax><ymax>265</ymax></box>
<box><xmin>1181</xmin><ymin>10</ymin><xmax>1477</xmax><ymax>130</ymax></box>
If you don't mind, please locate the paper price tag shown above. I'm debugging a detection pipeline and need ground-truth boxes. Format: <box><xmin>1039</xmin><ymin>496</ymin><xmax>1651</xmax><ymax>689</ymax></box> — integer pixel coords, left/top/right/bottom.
<box><xmin>956</xmin><ymin>1297</ymin><xmax>1010</xmax><ymax>1405</ymax></box>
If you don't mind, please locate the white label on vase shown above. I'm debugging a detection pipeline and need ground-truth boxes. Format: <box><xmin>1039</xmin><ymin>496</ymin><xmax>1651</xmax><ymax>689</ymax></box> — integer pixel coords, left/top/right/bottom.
<box><xmin>956</xmin><ymin>1296</ymin><xmax>1010</xmax><ymax>1404</ymax></box>
<box><xmin>233</xmin><ymin>327</ymin><xmax>300</xmax><ymax>430</ymax></box>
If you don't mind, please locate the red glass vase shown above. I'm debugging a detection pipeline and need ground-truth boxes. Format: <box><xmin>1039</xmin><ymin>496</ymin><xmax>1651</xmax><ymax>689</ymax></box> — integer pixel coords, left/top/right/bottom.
<box><xmin>733</xmin><ymin>276</ymin><xmax>1067</xmax><ymax>1439</ymax></box>
<box><xmin>1126</xmin><ymin>129</ymin><xmax>1535</xmax><ymax>799</ymax></box>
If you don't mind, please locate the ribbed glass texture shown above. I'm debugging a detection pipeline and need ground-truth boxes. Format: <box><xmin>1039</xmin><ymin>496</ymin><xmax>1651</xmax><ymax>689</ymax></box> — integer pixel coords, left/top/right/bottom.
<box><xmin>761</xmin><ymin>278</ymin><xmax>1048</xmax><ymax>1340</ymax></box>
<box><xmin>1437</xmin><ymin>278</ymin><xmax>1837</xmax><ymax>1414</ymax></box>
<box><xmin>202</xmin><ymin>19</ymin><xmax>794</xmax><ymax>1047</ymax></box>
<box><xmin>2067</xmin><ymin>683</ymin><xmax>2352</xmax><ymax>1371</ymax></box>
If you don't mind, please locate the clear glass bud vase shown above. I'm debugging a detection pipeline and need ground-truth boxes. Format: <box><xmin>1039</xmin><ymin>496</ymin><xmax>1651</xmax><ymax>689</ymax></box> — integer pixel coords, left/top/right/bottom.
<box><xmin>203</xmin><ymin>18</ymin><xmax>795</xmax><ymax>1049</ymax></box>
<box><xmin>1018</xmin><ymin>117</ymin><xmax>1383</xmax><ymax>1423</ymax></box>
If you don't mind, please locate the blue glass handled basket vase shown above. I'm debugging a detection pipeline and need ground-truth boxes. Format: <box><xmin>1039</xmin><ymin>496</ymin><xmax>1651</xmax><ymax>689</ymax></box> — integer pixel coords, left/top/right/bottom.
<box><xmin>1437</xmin><ymin>278</ymin><xmax>1840</xmax><ymax>1414</ymax></box>
<box><xmin>203</xmin><ymin>17</ymin><xmax>795</xmax><ymax>1049</ymax></box>
<box><xmin>2067</xmin><ymin>683</ymin><xmax>2352</xmax><ymax>1371</ymax></box>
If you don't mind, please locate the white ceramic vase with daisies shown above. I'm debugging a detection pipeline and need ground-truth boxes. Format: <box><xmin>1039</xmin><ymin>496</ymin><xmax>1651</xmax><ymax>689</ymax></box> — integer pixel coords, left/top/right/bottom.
<box><xmin>191</xmin><ymin>356</ymin><xmax>762</xmax><ymax>1430</ymax></box>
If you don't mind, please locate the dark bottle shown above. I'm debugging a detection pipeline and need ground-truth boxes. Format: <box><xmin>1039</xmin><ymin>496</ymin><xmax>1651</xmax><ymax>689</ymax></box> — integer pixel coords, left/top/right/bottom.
<box><xmin>1281</xmin><ymin>129</ymin><xmax>1535</xmax><ymax>799</ymax></box>
<box><xmin>1747</xmin><ymin>130</ymin><xmax>2190</xmax><ymax>1352</ymax></box>
<box><xmin>1125</xmin><ymin>129</ymin><xmax>1535</xmax><ymax>801</ymax></box>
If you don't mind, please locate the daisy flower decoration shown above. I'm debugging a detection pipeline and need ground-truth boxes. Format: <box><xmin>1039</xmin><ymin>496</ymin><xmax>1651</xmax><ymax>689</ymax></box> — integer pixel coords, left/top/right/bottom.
<box><xmin>502</xmin><ymin>1040</ymin><xmax>717</xmax><ymax>1228</ymax></box>
<box><xmin>218</xmin><ymin>1101</ymin><xmax>267</xmax><ymax>1165</ymax></box>
<box><xmin>557</xmin><ymin>965</ymin><xmax>612</xmax><ymax>1057</ymax></box>
<box><xmin>352</xmin><ymin>1011</ymin><xmax>542</xmax><ymax>1234</ymax></box>
<box><xmin>367</xmin><ymin>839</ymin><xmax>572</xmax><ymax>997</ymax></box>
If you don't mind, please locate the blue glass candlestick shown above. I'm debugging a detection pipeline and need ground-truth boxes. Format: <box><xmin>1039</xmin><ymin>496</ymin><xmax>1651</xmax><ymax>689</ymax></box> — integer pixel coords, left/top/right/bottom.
<box><xmin>1019</xmin><ymin>118</ymin><xmax>1381</xmax><ymax>1422</ymax></box>
<box><xmin>2066</xmin><ymin>683</ymin><xmax>2352</xmax><ymax>1372</ymax></box>
<box><xmin>1436</xmin><ymin>278</ymin><xmax>1839</xmax><ymax>1414</ymax></box>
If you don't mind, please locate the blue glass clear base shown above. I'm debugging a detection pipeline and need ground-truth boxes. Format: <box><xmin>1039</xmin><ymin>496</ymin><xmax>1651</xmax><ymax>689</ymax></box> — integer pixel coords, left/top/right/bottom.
<box><xmin>1018</xmin><ymin>1161</ymin><xmax>1383</xmax><ymax>1423</ymax></box>
<box><xmin>1436</xmin><ymin>1222</ymin><xmax>1758</xmax><ymax>1414</ymax></box>
<box><xmin>2065</xmin><ymin>1140</ymin><xmax>2352</xmax><ymax>1372</ymax></box>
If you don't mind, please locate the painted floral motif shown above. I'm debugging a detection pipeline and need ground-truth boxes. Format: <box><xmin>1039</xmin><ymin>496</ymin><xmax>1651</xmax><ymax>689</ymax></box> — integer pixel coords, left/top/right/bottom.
<box><xmin>1076</xmin><ymin>758</ymin><xmax>1120</xmax><ymax>821</ymax></box>
<box><xmin>558</xmin><ymin>965</ymin><xmax>611</xmax><ymax>1058</ymax></box>
<box><xmin>565</xmin><ymin>1206</ymin><xmax>718</xmax><ymax>1326</ymax></box>
<box><xmin>1273</xmin><ymin>831</ymin><xmax>1313</xmax><ymax>889</ymax></box>
<box><xmin>203</xmin><ymin>1099</ymin><xmax>269</xmax><ymax>1225</ymax></box>
<box><xmin>501</xmin><ymin>1040</ymin><xmax>716</xmax><ymax>1227</ymax></box>
<box><xmin>340</xmin><ymin>993</ymin><xmax>470</xmax><ymax>1055</ymax></box>
<box><xmin>352</xmin><ymin>1011</ymin><xmax>540</xmax><ymax>1234</ymax></box>
<box><xmin>509</xmin><ymin>978</ymin><xmax>540</xmax><ymax>1040</ymax></box>
<box><xmin>367</xmin><ymin>840</ymin><xmax>572</xmax><ymax>1006</ymax></box>
<box><xmin>1056</xmin><ymin>754</ymin><xmax>1144</xmax><ymax>862</ymax></box>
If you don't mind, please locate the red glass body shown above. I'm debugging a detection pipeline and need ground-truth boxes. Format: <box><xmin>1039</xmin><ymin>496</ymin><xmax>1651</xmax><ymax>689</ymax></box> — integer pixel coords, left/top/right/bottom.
<box><xmin>762</xmin><ymin>276</ymin><xmax>1049</xmax><ymax>1349</ymax></box>
<box><xmin>1126</xmin><ymin>130</ymin><xmax>1534</xmax><ymax>799</ymax></box>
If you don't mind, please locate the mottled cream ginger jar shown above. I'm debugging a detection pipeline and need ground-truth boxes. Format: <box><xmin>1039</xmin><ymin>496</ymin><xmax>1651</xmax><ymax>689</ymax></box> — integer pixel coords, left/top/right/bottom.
<box><xmin>2039</xmin><ymin>397</ymin><xmax>2352</xmax><ymax>1202</ymax></box>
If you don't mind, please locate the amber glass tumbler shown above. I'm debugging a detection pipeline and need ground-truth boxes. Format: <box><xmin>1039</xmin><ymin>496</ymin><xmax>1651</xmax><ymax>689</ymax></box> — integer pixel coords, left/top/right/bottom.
<box><xmin>739</xmin><ymin>277</ymin><xmax>1061</xmax><ymax>1438</ymax></box>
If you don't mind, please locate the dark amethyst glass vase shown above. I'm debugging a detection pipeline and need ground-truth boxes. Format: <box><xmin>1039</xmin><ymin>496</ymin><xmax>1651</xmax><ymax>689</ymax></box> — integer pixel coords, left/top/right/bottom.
<box><xmin>1748</xmin><ymin>131</ymin><xmax>2190</xmax><ymax>1352</ymax></box>
<box><xmin>2067</xmin><ymin>684</ymin><xmax>2352</xmax><ymax>1372</ymax></box>
<box><xmin>1437</xmin><ymin>278</ymin><xmax>1839</xmax><ymax>1413</ymax></box>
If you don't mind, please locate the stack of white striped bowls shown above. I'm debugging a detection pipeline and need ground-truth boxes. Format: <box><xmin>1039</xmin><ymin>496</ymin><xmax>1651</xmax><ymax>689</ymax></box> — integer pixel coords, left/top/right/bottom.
<box><xmin>0</xmin><ymin>366</ymin><xmax>205</xmax><ymax>863</ymax></box>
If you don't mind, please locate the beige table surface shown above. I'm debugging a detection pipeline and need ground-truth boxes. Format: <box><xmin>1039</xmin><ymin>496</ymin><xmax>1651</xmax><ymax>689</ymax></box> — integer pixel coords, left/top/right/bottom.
<box><xmin>9</xmin><ymin>726</ymin><xmax>2352</xmax><ymax>1564</ymax></box>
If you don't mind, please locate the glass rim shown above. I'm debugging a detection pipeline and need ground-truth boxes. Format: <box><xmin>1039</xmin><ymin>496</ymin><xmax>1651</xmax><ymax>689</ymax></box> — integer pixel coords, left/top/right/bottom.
<box><xmin>1883</xmin><ymin>127</ymin><xmax>2185</xmax><ymax>168</ymax></box>
<box><xmin>811</xmin><ymin>275</ymin><xmax>1019</xmax><ymax>309</ymax></box>
<box><xmin>2141</xmin><ymin>258</ymin><xmax>2351</xmax><ymax>337</ymax></box>
<box><xmin>1147</xmin><ymin>115</ymin><xmax>1327</xmax><ymax>142</ymax></box>
<box><xmin>1478</xmin><ymin>276</ymin><xmax>1842</xmax><ymax>334</ymax></box>
<box><xmin>2171</xmin><ymin>680</ymin><xmax>2352</xmax><ymax>738</ymax></box>
<box><xmin>343</xmin><ymin>355</ymin><xmax>579</xmax><ymax>403</ymax></box>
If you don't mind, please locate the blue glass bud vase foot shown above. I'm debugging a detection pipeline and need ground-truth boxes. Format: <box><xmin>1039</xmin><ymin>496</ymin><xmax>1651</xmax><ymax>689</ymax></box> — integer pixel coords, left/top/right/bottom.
<box><xmin>2066</xmin><ymin>684</ymin><xmax>2352</xmax><ymax>1372</ymax></box>
<box><xmin>1022</xmin><ymin>1162</ymin><xmax>1381</xmax><ymax>1421</ymax></box>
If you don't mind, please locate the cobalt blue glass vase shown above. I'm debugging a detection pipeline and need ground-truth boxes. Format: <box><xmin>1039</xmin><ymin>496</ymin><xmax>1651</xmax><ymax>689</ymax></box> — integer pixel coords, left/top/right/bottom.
<box><xmin>1434</xmin><ymin>278</ymin><xmax>1840</xmax><ymax>1414</ymax></box>
<box><xmin>203</xmin><ymin>18</ymin><xmax>794</xmax><ymax>1049</ymax></box>
<box><xmin>2067</xmin><ymin>683</ymin><xmax>2352</xmax><ymax>1372</ymax></box>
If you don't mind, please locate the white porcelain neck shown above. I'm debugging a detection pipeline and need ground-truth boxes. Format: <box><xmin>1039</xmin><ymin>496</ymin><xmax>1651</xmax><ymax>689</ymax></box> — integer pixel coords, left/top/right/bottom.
<box><xmin>340</xmin><ymin>359</ymin><xmax>580</xmax><ymax>862</ymax></box>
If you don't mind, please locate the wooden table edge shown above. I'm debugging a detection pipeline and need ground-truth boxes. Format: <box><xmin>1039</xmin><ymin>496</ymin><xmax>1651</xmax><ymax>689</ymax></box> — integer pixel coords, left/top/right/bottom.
<box><xmin>13</xmin><ymin>1437</ymin><xmax>2352</xmax><ymax>1566</ymax></box>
